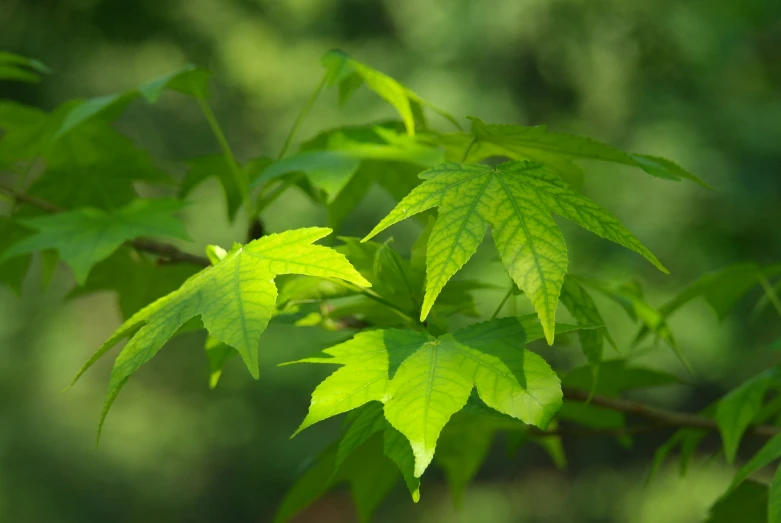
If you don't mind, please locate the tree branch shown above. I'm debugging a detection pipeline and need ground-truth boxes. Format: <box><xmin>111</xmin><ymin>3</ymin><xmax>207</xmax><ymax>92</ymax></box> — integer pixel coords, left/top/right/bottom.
<box><xmin>562</xmin><ymin>387</ymin><xmax>781</xmax><ymax>438</ymax></box>
<box><xmin>3</xmin><ymin>183</ymin><xmax>781</xmax><ymax>441</ymax></box>
<box><xmin>0</xmin><ymin>183</ymin><xmax>210</xmax><ymax>267</ymax></box>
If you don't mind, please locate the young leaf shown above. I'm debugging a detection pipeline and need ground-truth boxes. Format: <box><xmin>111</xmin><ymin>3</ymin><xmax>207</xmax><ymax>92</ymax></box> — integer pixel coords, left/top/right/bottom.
<box><xmin>289</xmin><ymin>316</ymin><xmax>585</xmax><ymax>477</ymax></box>
<box><xmin>730</xmin><ymin>432</ymin><xmax>781</xmax><ymax>492</ymax></box>
<box><xmin>253</xmin><ymin>124</ymin><xmax>443</xmax><ymax>203</ymax></box>
<box><xmin>0</xmin><ymin>51</ymin><xmax>51</xmax><ymax>83</ymax></box>
<box><xmin>451</xmin><ymin>117</ymin><xmax>708</xmax><ymax>187</ymax></box>
<box><xmin>53</xmin><ymin>64</ymin><xmax>212</xmax><ymax>138</ymax></box>
<box><xmin>364</xmin><ymin>161</ymin><xmax>666</xmax><ymax>343</ymax></box>
<box><xmin>717</xmin><ymin>368</ymin><xmax>779</xmax><ymax>464</ymax></box>
<box><xmin>321</xmin><ymin>50</ymin><xmax>459</xmax><ymax>135</ymax></box>
<box><xmin>137</xmin><ymin>64</ymin><xmax>212</xmax><ymax>103</ymax></box>
<box><xmin>633</xmin><ymin>263</ymin><xmax>781</xmax><ymax>346</ymax></box>
<box><xmin>559</xmin><ymin>275</ymin><xmax>612</xmax><ymax>371</ymax></box>
<box><xmin>2</xmin><ymin>199</ymin><xmax>190</xmax><ymax>284</ymax></box>
<box><xmin>71</xmin><ymin>227</ymin><xmax>370</xmax><ymax>436</ymax></box>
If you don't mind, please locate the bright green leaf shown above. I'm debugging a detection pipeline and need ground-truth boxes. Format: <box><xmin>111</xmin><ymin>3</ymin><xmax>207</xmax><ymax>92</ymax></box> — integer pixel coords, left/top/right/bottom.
<box><xmin>321</xmin><ymin>50</ymin><xmax>460</xmax><ymax>135</ymax></box>
<box><xmin>70</xmin><ymin>227</ymin><xmax>370</xmax><ymax>437</ymax></box>
<box><xmin>290</xmin><ymin>316</ymin><xmax>581</xmax><ymax>477</ymax></box>
<box><xmin>364</xmin><ymin>161</ymin><xmax>665</xmax><ymax>343</ymax></box>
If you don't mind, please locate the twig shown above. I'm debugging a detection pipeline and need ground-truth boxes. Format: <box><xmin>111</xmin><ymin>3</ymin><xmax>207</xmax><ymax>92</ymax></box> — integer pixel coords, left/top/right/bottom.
<box><xmin>4</xmin><ymin>183</ymin><xmax>781</xmax><ymax>441</ymax></box>
<box><xmin>0</xmin><ymin>183</ymin><xmax>210</xmax><ymax>267</ymax></box>
<box><xmin>563</xmin><ymin>387</ymin><xmax>781</xmax><ymax>438</ymax></box>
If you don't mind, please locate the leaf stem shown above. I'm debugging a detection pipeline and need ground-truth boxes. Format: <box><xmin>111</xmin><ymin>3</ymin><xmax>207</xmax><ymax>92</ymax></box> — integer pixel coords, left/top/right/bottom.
<box><xmin>193</xmin><ymin>93</ymin><xmax>252</xmax><ymax>217</ymax></box>
<box><xmin>326</xmin><ymin>277</ymin><xmax>419</xmax><ymax>326</ymax></box>
<box><xmin>460</xmin><ymin>135</ymin><xmax>478</xmax><ymax>163</ymax></box>
<box><xmin>757</xmin><ymin>274</ymin><xmax>781</xmax><ymax>319</ymax></box>
<box><xmin>256</xmin><ymin>178</ymin><xmax>295</xmax><ymax>215</ymax></box>
<box><xmin>277</xmin><ymin>72</ymin><xmax>328</xmax><ymax>160</ymax></box>
<box><xmin>490</xmin><ymin>285</ymin><xmax>515</xmax><ymax>320</ymax></box>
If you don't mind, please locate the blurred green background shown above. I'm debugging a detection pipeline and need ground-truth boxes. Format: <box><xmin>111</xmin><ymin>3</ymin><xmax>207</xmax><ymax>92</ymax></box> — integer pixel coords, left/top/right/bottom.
<box><xmin>1</xmin><ymin>0</ymin><xmax>780</xmax><ymax>521</ymax></box>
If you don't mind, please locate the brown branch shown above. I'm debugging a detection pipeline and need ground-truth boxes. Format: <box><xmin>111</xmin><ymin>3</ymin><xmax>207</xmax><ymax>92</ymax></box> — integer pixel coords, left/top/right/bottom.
<box><xmin>563</xmin><ymin>387</ymin><xmax>781</xmax><ymax>438</ymax></box>
<box><xmin>4</xmin><ymin>183</ymin><xmax>781</xmax><ymax>440</ymax></box>
<box><xmin>0</xmin><ymin>183</ymin><xmax>210</xmax><ymax>267</ymax></box>
<box><xmin>531</xmin><ymin>423</ymin><xmax>668</xmax><ymax>439</ymax></box>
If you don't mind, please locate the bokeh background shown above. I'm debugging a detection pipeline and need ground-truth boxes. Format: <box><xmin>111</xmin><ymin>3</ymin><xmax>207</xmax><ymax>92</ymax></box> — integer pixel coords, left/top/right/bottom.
<box><xmin>1</xmin><ymin>0</ymin><xmax>781</xmax><ymax>521</ymax></box>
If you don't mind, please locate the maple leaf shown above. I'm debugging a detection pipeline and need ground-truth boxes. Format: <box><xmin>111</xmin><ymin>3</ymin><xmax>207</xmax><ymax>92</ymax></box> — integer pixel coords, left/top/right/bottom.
<box><xmin>438</xmin><ymin>117</ymin><xmax>709</xmax><ymax>187</ymax></box>
<box><xmin>321</xmin><ymin>50</ymin><xmax>460</xmax><ymax>135</ymax></box>
<box><xmin>288</xmin><ymin>316</ymin><xmax>585</xmax><ymax>477</ymax></box>
<box><xmin>1</xmin><ymin>199</ymin><xmax>190</xmax><ymax>284</ymax></box>
<box><xmin>364</xmin><ymin>160</ymin><xmax>666</xmax><ymax>344</ymax></box>
<box><xmin>70</xmin><ymin>227</ymin><xmax>370</xmax><ymax>436</ymax></box>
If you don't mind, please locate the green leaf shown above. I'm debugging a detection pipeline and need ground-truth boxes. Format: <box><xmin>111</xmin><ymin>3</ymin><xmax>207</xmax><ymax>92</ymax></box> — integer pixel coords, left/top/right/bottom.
<box><xmin>55</xmin><ymin>92</ymin><xmax>138</xmax><ymax>139</ymax></box>
<box><xmin>274</xmin><ymin>435</ymin><xmax>399</xmax><ymax>523</ymax></box>
<box><xmin>321</xmin><ymin>50</ymin><xmax>460</xmax><ymax>135</ymax></box>
<box><xmin>771</xmin><ymin>466</ymin><xmax>781</xmax><ymax>523</ymax></box>
<box><xmin>181</xmin><ymin>155</ymin><xmax>271</xmax><ymax>221</ymax></box>
<box><xmin>364</xmin><ymin>161</ymin><xmax>665</xmax><ymax>343</ymax></box>
<box><xmin>53</xmin><ymin>64</ymin><xmax>212</xmax><ymax>138</ymax></box>
<box><xmin>559</xmin><ymin>275</ymin><xmax>611</xmax><ymax>370</ymax></box>
<box><xmin>138</xmin><ymin>64</ymin><xmax>212</xmax><ymax>103</ymax></box>
<box><xmin>0</xmin><ymin>51</ymin><xmax>51</xmax><ymax>83</ymax></box>
<box><xmin>290</xmin><ymin>316</ymin><xmax>580</xmax><ymax>477</ymax></box>
<box><xmin>0</xmin><ymin>101</ymin><xmax>75</xmax><ymax>165</ymax></box>
<box><xmin>273</xmin><ymin>446</ymin><xmax>336</xmax><ymax>523</ymax></box>
<box><xmin>717</xmin><ymin>369</ymin><xmax>779</xmax><ymax>464</ymax></box>
<box><xmin>383</xmin><ymin>424</ymin><xmax>421</xmax><ymax>501</ymax></box>
<box><xmin>30</xmin><ymin>122</ymin><xmax>173</xmax><ymax>211</ymax></box>
<box><xmin>434</xmin><ymin>414</ymin><xmax>495</xmax><ymax>505</ymax></box>
<box><xmin>2</xmin><ymin>199</ymin><xmax>191</xmax><ymax>284</ymax></box>
<box><xmin>649</xmin><ymin>428</ymin><xmax>708</xmax><ymax>481</ymax></box>
<box><xmin>586</xmin><ymin>278</ymin><xmax>693</xmax><ymax>372</ymax></box>
<box><xmin>253</xmin><ymin>124</ymin><xmax>443</xmax><ymax>202</ymax></box>
<box><xmin>705</xmin><ymin>481</ymin><xmax>768</xmax><ymax>523</ymax></box>
<box><xmin>71</xmin><ymin>227</ymin><xmax>370</xmax><ymax>437</ymax></box>
<box><xmin>451</xmin><ymin>117</ymin><xmax>708</xmax><ymax>187</ymax></box>
<box><xmin>204</xmin><ymin>336</ymin><xmax>236</xmax><ymax>389</ymax></box>
<box><xmin>730</xmin><ymin>432</ymin><xmax>781</xmax><ymax>491</ymax></box>
<box><xmin>333</xmin><ymin>403</ymin><xmax>420</xmax><ymax>501</ymax></box>
<box><xmin>0</xmin><ymin>217</ymin><xmax>33</xmax><ymax>293</ymax></box>
<box><xmin>336</xmin><ymin>403</ymin><xmax>388</xmax><ymax>472</ymax></box>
